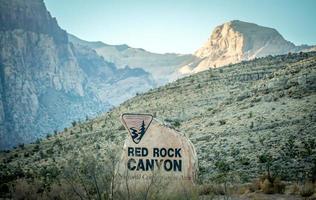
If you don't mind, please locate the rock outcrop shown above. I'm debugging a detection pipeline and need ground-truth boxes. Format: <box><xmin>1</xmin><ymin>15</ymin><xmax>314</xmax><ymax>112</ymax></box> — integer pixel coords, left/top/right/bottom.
<box><xmin>181</xmin><ymin>20</ymin><xmax>315</xmax><ymax>73</ymax></box>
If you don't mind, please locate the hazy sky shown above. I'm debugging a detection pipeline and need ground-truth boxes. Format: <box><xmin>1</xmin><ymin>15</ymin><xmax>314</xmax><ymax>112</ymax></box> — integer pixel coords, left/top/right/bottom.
<box><xmin>44</xmin><ymin>0</ymin><xmax>316</xmax><ymax>54</ymax></box>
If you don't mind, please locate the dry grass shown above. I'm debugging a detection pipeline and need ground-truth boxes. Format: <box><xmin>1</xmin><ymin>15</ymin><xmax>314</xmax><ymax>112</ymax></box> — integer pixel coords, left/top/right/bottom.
<box><xmin>300</xmin><ymin>182</ymin><xmax>315</xmax><ymax>197</ymax></box>
<box><xmin>287</xmin><ymin>183</ymin><xmax>300</xmax><ymax>195</ymax></box>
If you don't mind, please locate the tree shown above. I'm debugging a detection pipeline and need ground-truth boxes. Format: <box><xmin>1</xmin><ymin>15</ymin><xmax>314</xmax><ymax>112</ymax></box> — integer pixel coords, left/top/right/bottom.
<box><xmin>214</xmin><ymin>159</ymin><xmax>233</xmax><ymax>200</ymax></box>
<box><xmin>258</xmin><ymin>153</ymin><xmax>273</xmax><ymax>180</ymax></box>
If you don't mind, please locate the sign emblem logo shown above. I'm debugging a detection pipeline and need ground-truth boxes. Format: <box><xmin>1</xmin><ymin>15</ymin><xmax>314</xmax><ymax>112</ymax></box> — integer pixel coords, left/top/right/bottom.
<box><xmin>121</xmin><ymin>113</ymin><xmax>153</xmax><ymax>144</ymax></box>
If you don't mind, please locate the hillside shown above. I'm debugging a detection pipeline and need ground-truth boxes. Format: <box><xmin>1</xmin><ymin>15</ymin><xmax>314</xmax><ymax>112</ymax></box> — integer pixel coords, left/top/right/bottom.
<box><xmin>1</xmin><ymin>52</ymin><xmax>315</xmax><ymax>198</ymax></box>
<box><xmin>180</xmin><ymin>20</ymin><xmax>315</xmax><ymax>74</ymax></box>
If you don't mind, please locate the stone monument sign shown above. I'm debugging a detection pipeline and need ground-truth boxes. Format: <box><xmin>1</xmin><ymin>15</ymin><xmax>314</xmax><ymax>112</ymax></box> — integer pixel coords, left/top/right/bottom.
<box><xmin>118</xmin><ymin>113</ymin><xmax>197</xmax><ymax>192</ymax></box>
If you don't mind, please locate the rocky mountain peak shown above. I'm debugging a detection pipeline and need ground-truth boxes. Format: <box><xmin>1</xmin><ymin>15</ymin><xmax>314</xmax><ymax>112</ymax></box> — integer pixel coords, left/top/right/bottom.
<box><xmin>195</xmin><ymin>20</ymin><xmax>293</xmax><ymax>58</ymax></box>
<box><xmin>182</xmin><ymin>20</ymin><xmax>314</xmax><ymax>73</ymax></box>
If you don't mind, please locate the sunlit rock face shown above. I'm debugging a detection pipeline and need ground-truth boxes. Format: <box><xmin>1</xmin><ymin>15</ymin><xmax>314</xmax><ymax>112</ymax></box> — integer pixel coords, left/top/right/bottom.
<box><xmin>181</xmin><ymin>20</ymin><xmax>315</xmax><ymax>74</ymax></box>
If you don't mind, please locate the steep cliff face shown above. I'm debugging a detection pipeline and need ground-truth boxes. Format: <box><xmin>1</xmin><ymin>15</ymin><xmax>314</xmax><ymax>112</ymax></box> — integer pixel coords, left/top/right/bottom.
<box><xmin>0</xmin><ymin>0</ymin><xmax>67</xmax><ymax>44</ymax></box>
<box><xmin>0</xmin><ymin>0</ymin><xmax>154</xmax><ymax>149</ymax></box>
<box><xmin>181</xmin><ymin>20</ymin><xmax>315</xmax><ymax>73</ymax></box>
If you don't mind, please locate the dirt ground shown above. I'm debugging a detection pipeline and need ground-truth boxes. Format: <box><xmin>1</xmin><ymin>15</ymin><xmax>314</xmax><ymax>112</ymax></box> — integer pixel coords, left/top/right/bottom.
<box><xmin>200</xmin><ymin>192</ymin><xmax>311</xmax><ymax>200</ymax></box>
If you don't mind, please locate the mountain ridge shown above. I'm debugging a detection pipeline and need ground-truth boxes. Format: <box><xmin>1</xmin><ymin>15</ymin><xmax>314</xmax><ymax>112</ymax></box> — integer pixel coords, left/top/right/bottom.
<box><xmin>68</xmin><ymin>34</ymin><xmax>198</xmax><ymax>85</ymax></box>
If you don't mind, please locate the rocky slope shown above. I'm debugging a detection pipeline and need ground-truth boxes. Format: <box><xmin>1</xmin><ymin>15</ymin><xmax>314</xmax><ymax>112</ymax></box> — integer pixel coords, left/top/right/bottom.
<box><xmin>1</xmin><ymin>52</ymin><xmax>315</xmax><ymax>195</ymax></box>
<box><xmin>180</xmin><ymin>20</ymin><xmax>315</xmax><ymax>74</ymax></box>
<box><xmin>68</xmin><ymin>34</ymin><xmax>198</xmax><ymax>85</ymax></box>
<box><xmin>0</xmin><ymin>0</ymin><xmax>154</xmax><ymax>149</ymax></box>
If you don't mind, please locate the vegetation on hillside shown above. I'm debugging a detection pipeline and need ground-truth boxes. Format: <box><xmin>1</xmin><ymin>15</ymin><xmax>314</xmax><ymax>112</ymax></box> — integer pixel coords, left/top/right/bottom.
<box><xmin>1</xmin><ymin>52</ymin><xmax>316</xmax><ymax>199</ymax></box>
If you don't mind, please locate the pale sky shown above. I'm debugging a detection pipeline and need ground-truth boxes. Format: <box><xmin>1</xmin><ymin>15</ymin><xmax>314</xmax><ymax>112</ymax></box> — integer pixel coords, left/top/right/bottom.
<box><xmin>44</xmin><ymin>0</ymin><xmax>316</xmax><ymax>54</ymax></box>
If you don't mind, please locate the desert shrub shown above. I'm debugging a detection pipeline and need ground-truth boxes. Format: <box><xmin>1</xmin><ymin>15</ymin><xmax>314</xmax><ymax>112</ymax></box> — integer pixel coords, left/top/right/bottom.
<box><xmin>219</xmin><ymin>119</ymin><xmax>226</xmax><ymax>125</ymax></box>
<box><xmin>46</xmin><ymin>148</ymin><xmax>54</xmax><ymax>155</ymax></box>
<box><xmin>39</xmin><ymin>151</ymin><xmax>45</xmax><ymax>159</ymax></box>
<box><xmin>261</xmin><ymin>178</ymin><xmax>273</xmax><ymax>194</ymax></box>
<box><xmin>272</xmin><ymin>177</ymin><xmax>285</xmax><ymax>194</ymax></box>
<box><xmin>249</xmin><ymin>179</ymin><xmax>261</xmax><ymax>192</ymax></box>
<box><xmin>18</xmin><ymin>143</ymin><xmax>25</xmax><ymax>149</ymax></box>
<box><xmin>283</xmin><ymin>135</ymin><xmax>298</xmax><ymax>158</ymax></box>
<box><xmin>288</xmin><ymin>183</ymin><xmax>300</xmax><ymax>195</ymax></box>
<box><xmin>250</xmin><ymin>121</ymin><xmax>254</xmax><ymax>129</ymax></box>
<box><xmin>248</xmin><ymin>111</ymin><xmax>253</xmax><ymax>118</ymax></box>
<box><xmin>215</xmin><ymin>160</ymin><xmax>230</xmax><ymax>174</ymax></box>
<box><xmin>198</xmin><ymin>184</ymin><xmax>213</xmax><ymax>195</ymax></box>
<box><xmin>302</xmin><ymin>138</ymin><xmax>316</xmax><ymax>156</ymax></box>
<box><xmin>197</xmin><ymin>183</ymin><xmax>225</xmax><ymax>196</ymax></box>
<box><xmin>235</xmin><ymin>184</ymin><xmax>251</xmax><ymax>195</ymax></box>
<box><xmin>300</xmin><ymin>182</ymin><xmax>315</xmax><ymax>197</ymax></box>
<box><xmin>257</xmin><ymin>176</ymin><xmax>285</xmax><ymax>194</ymax></box>
<box><xmin>11</xmin><ymin>179</ymin><xmax>39</xmax><ymax>199</ymax></box>
<box><xmin>53</xmin><ymin>138</ymin><xmax>62</xmax><ymax>148</ymax></box>
<box><xmin>3</xmin><ymin>157</ymin><xmax>12</xmax><ymax>164</ymax></box>
<box><xmin>164</xmin><ymin>118</ymin><xmax>181</xmax><ymax>128</ymax></box>
<box><xmin>239</xmin><ymin>157</ymin><xmax>250</xmax><ymax>166</ymax></box>
<box><xmin>258</xmin><ymin>153</ymin><xmax>273</xmax><ymax>179</ymax></box>
<box><xmin>35</xmin><ymin>138</ymin><xmax>41</xmax><ymax>144</ymax></box>
<box><xmin>45</xmin><ymin>180</ymin><xmax>87</xmax><ymax>200</ymax></box>
<box><xmin>4</xmin><ymin>150</ymin><xmax>10</xmax><ymax>153</ymax></box>
<box><xmin>62</xmin><ymin>146</ymin><xmax>121</xmax><ymax>200</ymax></box>
<box><xmin>172</xmin><ymin>120</ymin><xmax>181</xmax><ymax>127</ymax></box>
<box><xmin>0</xmin><ymin>183</ymin><xmax>9</xmax><ymax>197</ymax></box>
<box><xmin>118</xmin><ymin>125</ymin><xmax>125</xmax><ymax>130</ymax></box>
<box><xmin>310</xmin><ymin>160</ymin><xmax>316</xmax><ymax>183</ymax></box>
<box><xmin>213</xmin><ymin>159</ymin><xmax>235</xmax><ymax>199</ymax></box>
<box><xmin>23</xmin><ymin>152</ymin><xmax>30</xmax><ymax>158</ymax></box>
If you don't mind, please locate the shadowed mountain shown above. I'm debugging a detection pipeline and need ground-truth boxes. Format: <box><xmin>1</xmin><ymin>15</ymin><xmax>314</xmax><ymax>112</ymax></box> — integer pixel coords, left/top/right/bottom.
<box><xmin>0</xmin><ymin>0</ymin><xmax>155</xmax><ymax>149</ymax></box>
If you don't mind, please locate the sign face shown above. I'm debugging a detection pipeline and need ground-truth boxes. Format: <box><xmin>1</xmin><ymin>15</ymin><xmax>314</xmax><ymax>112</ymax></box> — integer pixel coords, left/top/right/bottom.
<box><xmin>121</xmin><ymin>113</ymin><xmax>153</xmax><ymax>144</ymax></box>
<box><xmin>118</xmin><ymin>113</ymin><xmax>197</xmax><ymax>192</ymax></box>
